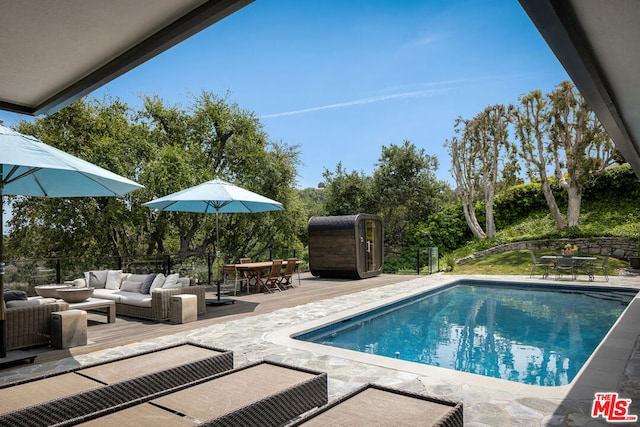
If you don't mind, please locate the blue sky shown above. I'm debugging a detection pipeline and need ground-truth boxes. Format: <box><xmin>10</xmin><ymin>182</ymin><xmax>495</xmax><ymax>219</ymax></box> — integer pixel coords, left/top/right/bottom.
<box><xmin>0</xmin><ymin>0</ymin><xmax>569</xmax><ymax>189</ymax></box>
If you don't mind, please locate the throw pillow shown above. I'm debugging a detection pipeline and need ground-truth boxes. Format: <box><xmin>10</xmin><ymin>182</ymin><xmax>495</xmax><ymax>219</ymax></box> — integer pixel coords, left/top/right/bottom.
<box><xmin>162</xmin><ymin>273</ymin><xmax>180</xmax><ymax>289</ymax></box>
<box><xmin>150</xmin><ymin>273</ymin><xmax>165</xmax><ymax>292</ymax></box>
<box><xmin>72</xmin><ymin>278</ymin><xmax>86</xmax><ymax>288</ymax></box>
<box><xmin>139</xmin><ymin>273</ymin><xmax>156</xmax><ymax>294</ymax></box>
<box><xmin>105</xmin><ymin>270</ymin><xmax>123</xmax><ymax>290</ymax></box>
<box><xmin>120</xmin><ymin>280</ymin><xmax>143</xmax><ymax>293</ymax></box>
<box><xmin>3</xmin><ymin>290</ymin><xmax>27</xmax><ymax>302</ymax></box>
<box><xmin>87</xmin><ymin>270</ymin><xmax>108</xmax><ymax>288</ymax></box>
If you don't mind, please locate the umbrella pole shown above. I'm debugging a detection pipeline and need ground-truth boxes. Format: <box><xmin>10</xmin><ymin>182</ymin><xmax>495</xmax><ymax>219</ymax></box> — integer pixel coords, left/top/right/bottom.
<box><xmin>207</xmin><ymin>210</ymin><xmax>234</xmax><ymax>305</ymax></box>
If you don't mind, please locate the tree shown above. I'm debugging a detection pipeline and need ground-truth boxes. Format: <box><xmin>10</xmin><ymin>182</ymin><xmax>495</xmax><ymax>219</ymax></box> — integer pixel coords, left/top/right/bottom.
<box><xmin>547</xmin><ymin>81</ymin><xmax>616</xmax><ymax>227</ymax></box>
<box><xmin>9</xmin><ymin>97</ymin><xmax>147</xmax><ymax>261</ymax></box>
<box><xmin>371</xmin><ymin>140</ymin><xmax>446</xmax><ymax>247</ymax></box>
<box><xmin>7</xmin><ymin>92</ymin><xmax>304</xmax><ymax>264</ymax></box>
<box><xmin>446</xmin><ymin>104</ymin><xmax>513</xmax><ymax>239</ymax></box>
<box><xmin>138</xmin><ymin>90</ymin><xmax>303</xmax><ymax>262</ymax></box>
<box><xmin>321</xmin><ymin>162</ymin><xmax>374</xmax><ymax>216</ymax></box>
<box><xmin>512</xmin><ymin>89</ymin><xmax>566</xmax><ymax>229</ymax></box>
<box><xmin>513</xmin><ymin>82</ymin><xmax>617</xmax><ymax>229</ymax></box>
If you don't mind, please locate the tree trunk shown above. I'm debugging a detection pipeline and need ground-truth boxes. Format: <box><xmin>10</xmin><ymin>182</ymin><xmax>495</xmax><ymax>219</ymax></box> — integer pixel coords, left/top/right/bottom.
<box><xmin>462</xmin><ymin>197</ymin><xmax>486</xmax><ymax>239</ymax></box>
<box><xmin>566</xmin><ymin>183</ymin><xmax>582</xmax><ymax>227</ymax></box>
<box><xmin>540</xmin><ymin>179</ymin><xmax>566</xmax><ymax>229</ymax></box>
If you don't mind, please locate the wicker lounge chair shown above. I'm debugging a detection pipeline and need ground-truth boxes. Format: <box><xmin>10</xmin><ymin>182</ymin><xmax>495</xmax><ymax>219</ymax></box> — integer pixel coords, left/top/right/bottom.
<box><xmin>290</xmin><ymin>383</ymin><xmax>463</xmax><ymax>427</ymax></box>
<box><xmin>0</xmin><ymin>360</ymin><xmax>327</xmax><ymax>427</ymax></box>
<box><xmin>0</xmin><ymin>343</ymin><xmax>233</xmax><ymax>420</ymax></box>
<box><xmin>5</xmin><ymin>301</ymin><xmax>69</xmax><ymax>350</ymax></box>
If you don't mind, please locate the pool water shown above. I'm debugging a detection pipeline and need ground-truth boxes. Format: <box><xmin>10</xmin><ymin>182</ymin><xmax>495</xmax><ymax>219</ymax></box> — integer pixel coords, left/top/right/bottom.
<box><xmin>295</xmin><ymin>281</ymin><xmax>636</xmax><ymax>386</ymax></box>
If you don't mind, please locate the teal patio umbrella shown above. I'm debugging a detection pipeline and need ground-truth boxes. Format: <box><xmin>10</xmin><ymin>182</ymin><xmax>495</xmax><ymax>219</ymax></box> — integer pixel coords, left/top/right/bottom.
<box><xmin>0</xmin><ymin>125</ymin><xmax>143</xmax><ymax>361</ymax></box>
<box><xmin>143</xmin><ymin>179</ymin><xmax>284</xmax><ymax>304</ymax></box>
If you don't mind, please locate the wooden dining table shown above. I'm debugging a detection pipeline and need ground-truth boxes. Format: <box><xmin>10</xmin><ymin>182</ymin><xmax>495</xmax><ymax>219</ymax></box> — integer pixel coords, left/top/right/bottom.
<box><xmin>233</xmin><ymin>260</ymin><xmax>300</xmax><ymax>292</ymax></box>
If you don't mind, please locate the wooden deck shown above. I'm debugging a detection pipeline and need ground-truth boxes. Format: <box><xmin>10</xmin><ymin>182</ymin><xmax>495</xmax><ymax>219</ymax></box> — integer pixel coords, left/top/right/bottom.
<box><xmin>5</xmin><ymin>273</ymin><xmax>418</xmax><ymax>369</ymax></box>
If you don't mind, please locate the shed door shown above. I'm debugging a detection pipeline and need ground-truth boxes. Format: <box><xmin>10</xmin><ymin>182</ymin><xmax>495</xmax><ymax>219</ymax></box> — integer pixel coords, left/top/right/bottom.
<box><xmin>365</xmin><ymin>219</ymin><xmax>378</xmax><ymax>271</ymax></box>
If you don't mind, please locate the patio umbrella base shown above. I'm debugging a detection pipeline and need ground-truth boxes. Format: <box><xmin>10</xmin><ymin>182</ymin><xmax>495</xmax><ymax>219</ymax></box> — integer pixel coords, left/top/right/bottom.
<box><xmin>0</xmin><ymin>350</ymin><xmax>37</xmax><ymax>368</ymax></box>
<box><xmin>206</xmin><ymin>280</ymin><xmax>235</xmax><ymax>305</ymax></box>
<box><xmin>206</xmin><ymin>298</ymin><xmax>235</xmax><ymax>306</ymax></box>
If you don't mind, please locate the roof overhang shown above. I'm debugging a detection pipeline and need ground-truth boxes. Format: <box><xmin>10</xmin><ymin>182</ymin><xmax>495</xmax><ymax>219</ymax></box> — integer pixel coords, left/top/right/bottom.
<box><xmin>519</xmin><ymin>0</ymin><xmax>640</xmax><ymax>179</ymax></box>
<box><xmin>0</xmin><ymin>0</ymin><xmax>253</xmax><ymax>116</ymax></box>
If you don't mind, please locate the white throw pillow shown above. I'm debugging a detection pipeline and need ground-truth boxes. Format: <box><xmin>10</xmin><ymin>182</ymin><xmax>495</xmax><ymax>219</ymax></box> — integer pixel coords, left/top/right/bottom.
<box><xmin>162</xmin><ymin>273</ymin><xmax>181</xmax><ymax>289</ymax></box>
<box><xmin>150</xmin><ymin>273</ymin><xmax>165</xmax><ymax>292</ymax></box>
<box><xmin>73</xmin><ymin>278</ymin><xmax>86</xmax><ymax>288</ymax></box>
<box><xmin>105</xmin><ymin>270</ymin><xmax>123</xmax><ymax>290</ymax></box>
<box><xmin>120</xmin><ymin>280</ymin><xmax>143</xmax><ymax>293</ymax></box>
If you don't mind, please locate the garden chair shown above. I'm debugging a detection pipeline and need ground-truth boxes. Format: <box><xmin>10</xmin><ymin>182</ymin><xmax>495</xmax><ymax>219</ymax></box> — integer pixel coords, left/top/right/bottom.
<box><xmin>221</xmin><ymin>264</ymin><xmax>241</xmax><ymax>296</ymax></box>
<box><xmin>261</xmin><ymin>259</ymin><xmax>283</xmax><ymax>292</ymax></box>
<box><xmin>552</xmin><ymin>256</ymin><xmax>576</xmax><ymax>280</ymax></box>
<box><xmin>529</xmin><ymin>251</ymin><xmax>551</xmax><ymax>278</ymax></box>
<box><xmin>279</xmin><ymin>258</ymin><xmax>298</xmax><ymax>289</ymax></box>
<box><xmin>589</xmin><ymin>255</ymin><xmax>610</xmax><ymax>281</ymax></box>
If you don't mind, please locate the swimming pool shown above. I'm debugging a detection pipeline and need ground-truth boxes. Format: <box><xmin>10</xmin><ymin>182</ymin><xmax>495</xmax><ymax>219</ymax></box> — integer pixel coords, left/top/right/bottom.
<box><xmin>294</xmin><ymin>280</ymin><xmax>637</xmax><ymax>386</ymax></box>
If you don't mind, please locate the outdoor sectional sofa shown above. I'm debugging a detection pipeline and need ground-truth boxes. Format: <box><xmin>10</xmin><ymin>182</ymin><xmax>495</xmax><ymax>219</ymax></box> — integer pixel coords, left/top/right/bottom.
<box><xmin>4</xmin><ymin>296</ymin><xmax>69</xmax><ymax>350</ymax></box>
<box><xmin>72</xmin><ymin>270</ymin><xmax>206</xmax><ymax>322</ymax></box>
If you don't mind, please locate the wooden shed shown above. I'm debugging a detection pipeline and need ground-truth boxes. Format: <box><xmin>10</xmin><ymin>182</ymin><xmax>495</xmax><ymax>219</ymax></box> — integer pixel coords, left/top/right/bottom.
<box><xmin>308</xmin><ymin>214</ymin><xmax>384</xmax><ymax>279</ymax></box>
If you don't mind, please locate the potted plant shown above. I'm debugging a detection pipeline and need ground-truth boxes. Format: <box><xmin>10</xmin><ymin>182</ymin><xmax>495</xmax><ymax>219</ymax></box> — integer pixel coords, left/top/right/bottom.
<box><xmin>563</xmin><ymin>243</ymin><xmax>578</xmax><ymax>257</ymax></box>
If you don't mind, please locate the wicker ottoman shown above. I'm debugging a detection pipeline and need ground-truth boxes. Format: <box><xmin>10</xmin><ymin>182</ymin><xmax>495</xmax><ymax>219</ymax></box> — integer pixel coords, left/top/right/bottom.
<box><xmin>51</xmin><ymin>309</ymin><xmax>87</xmax><ymax>349</ymax></box>
<box><xmin>170</xmin><ymin>294</ymin><xmax>197</xmax><ymax>324</ymax></box>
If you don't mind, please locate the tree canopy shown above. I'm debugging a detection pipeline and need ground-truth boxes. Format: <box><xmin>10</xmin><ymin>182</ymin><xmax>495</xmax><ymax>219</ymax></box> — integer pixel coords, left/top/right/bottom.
<box><xmin>8</xmin><ymin>92</ymin><xmax>304</xmax><ymax>264</ymax></box>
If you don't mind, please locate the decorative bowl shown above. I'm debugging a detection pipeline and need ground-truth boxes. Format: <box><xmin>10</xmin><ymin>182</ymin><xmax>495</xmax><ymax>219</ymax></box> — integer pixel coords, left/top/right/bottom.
<box><xmin>35</xmin><ymin>284</ymin><xmax>70</xmax><ymax>298</ymax></box>
<box><xmin>56</xmin><ymin>287</ymin><xmax>94</xmax><ymax>303</ymax></box>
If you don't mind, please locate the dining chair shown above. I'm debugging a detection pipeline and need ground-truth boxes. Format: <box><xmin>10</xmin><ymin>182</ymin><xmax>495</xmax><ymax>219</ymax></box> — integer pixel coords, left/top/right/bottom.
<box><xmin>279</xmin><ymin>258</ymin><xmax>298</xmax><ymax>289</ymax></box>
<box><xmin>262</xmin><ymin>259</ymin><xmax>283</xmax><ymax>292</ymax></box>
<box><xmin>238</xmin><ymin>257</ymin><xmax>256</xmax><ymax>292</ymax></box>
<box><xmin>529</xmin><ymin>251</ymin><xmax>551</xmax><ymax>278</ymax></box>
<box><xmin>590</xmin><ymin>255</ymin><xmax>610</xmax><ymax>282</ymax></box>
<box><xmin>221</xmin><ymin>264</ymin><xmax>239</xmax><ymax>296</ymax></box>
<box><xmin>553</xmin><ymin>256</ymin><xmax>576</xmax><ymax>280</ymax></box>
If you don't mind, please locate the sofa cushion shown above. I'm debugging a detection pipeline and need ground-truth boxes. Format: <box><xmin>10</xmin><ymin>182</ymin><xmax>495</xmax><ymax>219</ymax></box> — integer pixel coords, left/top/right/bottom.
<box><xmin>150</xmin><ymin>273</ymin><xmax>165</xmax><ymax>292</ymax></box>
<box><xmin>85</xmin><ymin>270</ymin><xmax>108</xmax><ymax>288</ymax></box>
<box><xmin>114</xmin><ymin>291</ymin><xmax>152</xmax><ymax>307</ymax></box>
<box><xmin>6</xmin><ymin>297</ymin><xmax>57</xmax><ymax>308</ymax></box>
<box><xmin>120</xmin><ymin>280</ymin><xmax>143</xmax><ymax>293</ymax></box>
<box><xmin>162</xmin><ymin>273</ymin><xmax>181</xmax><ymax>289</ymax></box>
<box><xmin>140</xmin><ymin>273</ymin><xmax>157</xmax><ymax>294</ymax></box>
<box><xmin>4</xmin><ymin>290</ymin><xmax>27</xmax><ymax>302</ymax></box>
<box><xmin>93</xmin><ymin>288</ymin><xmax>122</xmax><ymax>302</ymax></box>
<box><xmin>105</xmin><ymin>270</ymin><xmax>123</xmax><ymax>290</ymax></box>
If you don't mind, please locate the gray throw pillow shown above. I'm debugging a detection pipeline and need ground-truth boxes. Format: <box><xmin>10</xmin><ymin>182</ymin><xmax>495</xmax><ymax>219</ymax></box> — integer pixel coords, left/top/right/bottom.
<box><xmin>140</xmin><ymin>273</ymin><xmax>157</xmax><ymax>294</ymax></box>
<box><xmin>4</xmin><ymin>290</ymin><xmax>27</xmax><ymax>302</ymax></box>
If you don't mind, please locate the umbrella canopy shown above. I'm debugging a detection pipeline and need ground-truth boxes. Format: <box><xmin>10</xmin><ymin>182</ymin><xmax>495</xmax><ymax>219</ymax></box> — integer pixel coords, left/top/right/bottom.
<box><xmin>143</xmin><ymin>178</ymin><xmax>284</xmax><ymax>304</ymax></box>
<box><xmin>142</xmin><ymin>178</ymin><xmax>284</xmax><ymax>214</ymax></box>
<box><xmin>0</xmin><ymin>125</ymin><xmax>142</xmax><ymax>197</ymax></box>
<box><xmin>0</xmin><ymin>125</ymin><xmax>143</xmax><ymax>358</ymax></box>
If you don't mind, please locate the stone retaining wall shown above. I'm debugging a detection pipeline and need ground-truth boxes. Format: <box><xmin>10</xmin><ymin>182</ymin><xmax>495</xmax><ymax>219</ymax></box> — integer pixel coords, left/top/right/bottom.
<box><xmin>457</xmin><ymin>237</ymin><xmax>640</xmax><ymax>264</ymax></box>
